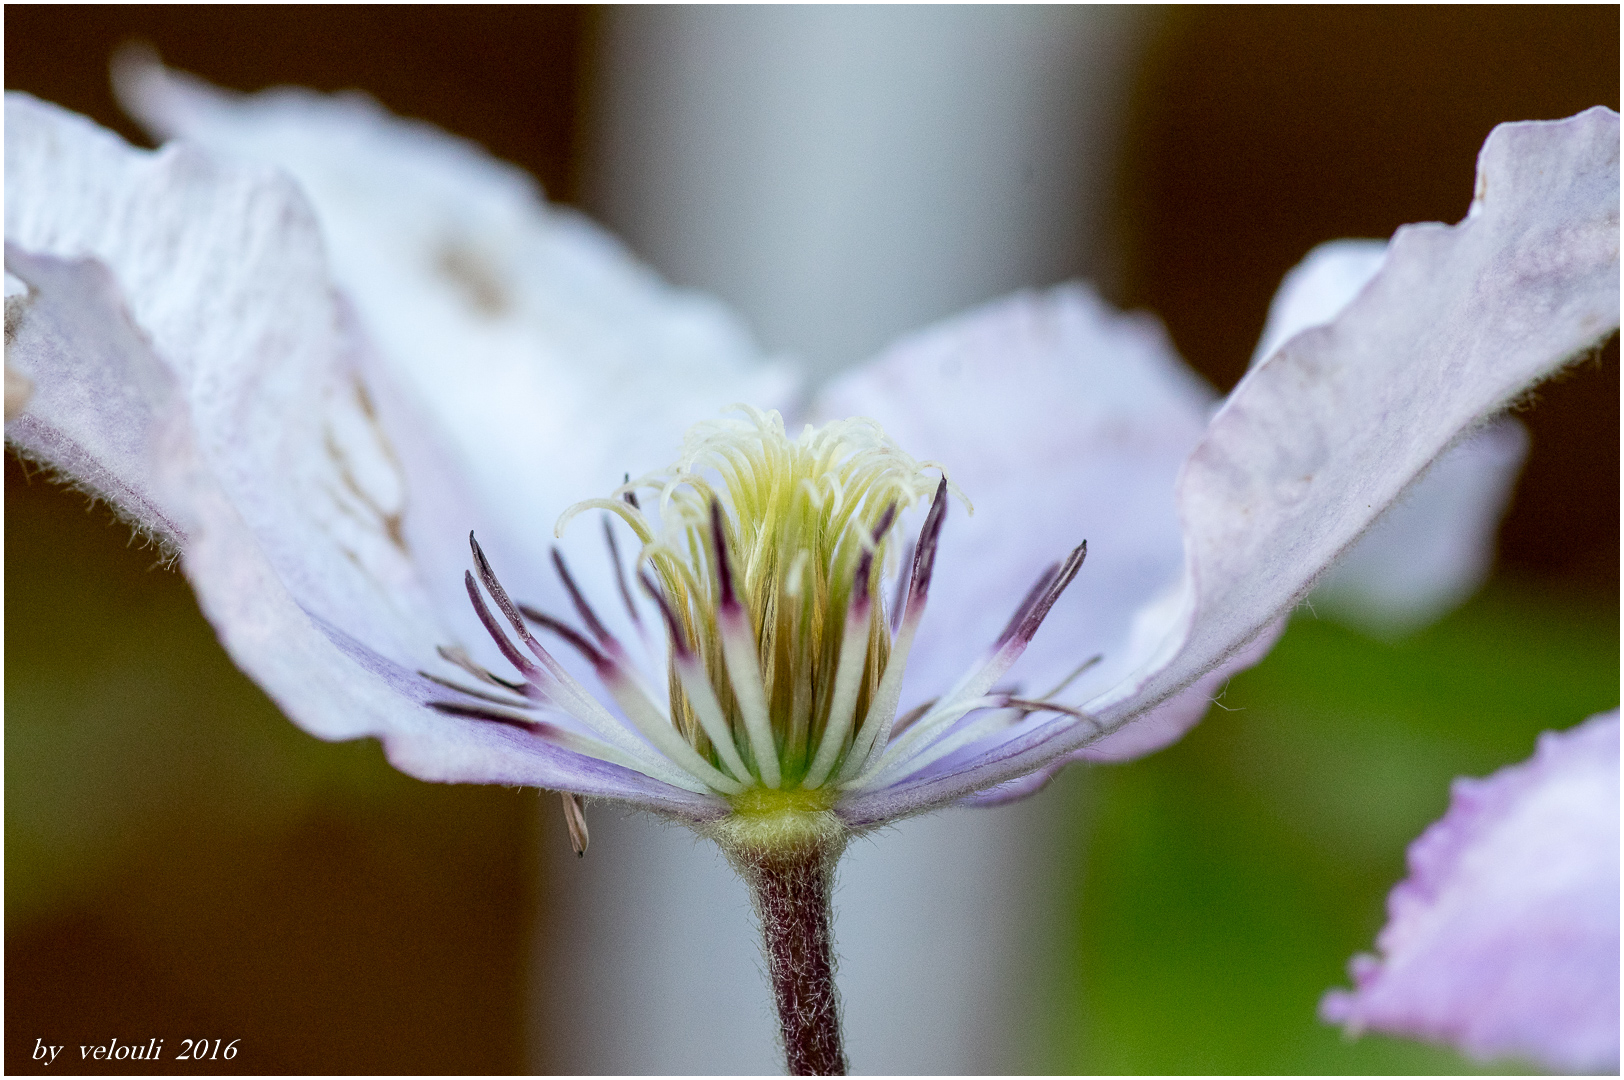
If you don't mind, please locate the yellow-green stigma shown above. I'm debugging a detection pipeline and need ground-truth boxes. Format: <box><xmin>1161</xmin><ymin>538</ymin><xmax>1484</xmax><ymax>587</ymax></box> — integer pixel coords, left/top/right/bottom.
<box><xmin>561</xmin><ymin>406</ymin><xmax>951</xmax><ymax>799</ymax></box>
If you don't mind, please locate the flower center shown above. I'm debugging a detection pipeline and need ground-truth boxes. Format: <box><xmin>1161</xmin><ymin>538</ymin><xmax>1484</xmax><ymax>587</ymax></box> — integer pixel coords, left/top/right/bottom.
<box><xmin>562</xmin><ymin>407</ymin><xmax>949</xmax><ymax>800</ymax></box>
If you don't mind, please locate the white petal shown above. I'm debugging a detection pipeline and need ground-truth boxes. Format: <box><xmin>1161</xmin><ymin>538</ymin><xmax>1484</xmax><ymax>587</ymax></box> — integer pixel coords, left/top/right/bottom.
<box><xmin>1321</xmin><ymin>712</ymin><xmax>1620</xmax><ymax>1073</ymax></box>
<box><xmin>1249</xmin><ymin>239</ymin><xmax>1389</xmax><ymax>370</ymax></box>
<box><xmin>4</xmin><ymin>93</ymin><xmax>725</xmax><ymax>818</ymax></box>
<box><xmin>814</xmin><ymin>283</ymin><xmax>1214</xmax><ymax>723</ymax></box>
<box><xmin>5</xmin><ymin>245</ymin><xmax>191</xmax><ymax>543</ymax></box>
<box><xmin>116</xmin><ymin>56</ymin><xmax>799</xmax><ymax>619</ymax></box>
<box><xmin>841</xmin><ymin>107</ymin><xmax>1620</xmax><ymax>817</ymax></box>
<box><xmin>1312</xmin><ymin>418</ymin><xmax>1526</xmax><ymax>636</ymax></box>
<box><xmin>1256</xmin><ymin>239</ymin><xmax>1530</xmax><ymax>636</ymax></box>
<box><xmin>1095</xmin><ymin>106</ymin><xmax>1619</xmax><ymax>737</ymax></box>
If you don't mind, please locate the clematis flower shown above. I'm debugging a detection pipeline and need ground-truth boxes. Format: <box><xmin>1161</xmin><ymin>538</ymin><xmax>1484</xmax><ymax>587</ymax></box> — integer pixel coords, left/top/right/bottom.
<box><xmin>5</xmin><ymin>57</ymin><xmax>1617</xmax><ymax>1072</ymax></box>
<box><xmin>1322</xmin><ymin>712</ymin><xmax>1620</xmax><ymax>1073</ymax></box>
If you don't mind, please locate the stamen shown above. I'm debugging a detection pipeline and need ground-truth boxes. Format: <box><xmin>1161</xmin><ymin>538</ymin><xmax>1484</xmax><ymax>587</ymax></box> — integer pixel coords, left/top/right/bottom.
<box><xmin>597</xmin><ymin>658</ymin><xmax>750</xmax><ymax>795</ymax></box>
<box><xmin>418</xmin><ymin>670</ymin><xmax>534</xmax><ymax>709</ymax></box>
<box><xmin>1033</xmin><ymin>654</ymin><xmax>1104</xmax><ymax>702</ymax></box>
<box><xmin>639</xmin><ymin>571</ymin><xmax>755</xmax><ymax>785</ymax></box>
<box><xmin>437</xmin><ymin>644</ymin><xmax>528</xmax><ymax>693</ymax></box>
<box><xmin>468</xmin><ymin>533</ymin><xmax>715</xmax><ymax>793</ymax></box>
<box><xmin>427</xmin><ymin>700</ymin><xmax>542</xmax><ymax>730</ymax></box>
<box><xmin>712</xmin><ymin>499</ymin><xmax>783</xmax><ymax>788</ymax></box>
<box><xmin>552</xmin><ymin>547</ymin><xmax>616</xmax><ymax>650</ymax></box>
<box><xmin>890</xmin><ymin>537</ymin><xmax>914</xmax><ymax>632</ymax></box>
<box><xmin>518</xmin><ymin>604</ymin><xmax>607</xmax><ymax>668</ymax></box>
<box><xmin>426</xmin><ymin>700</ymin><xmax>684</xmax><ymax>781</ymax></box>
<box><xmin>799</xmin><ymin>571</ymin><xmax>873</xmax><ymax>789</ymax></box>
<box><xmin>838</xmin><ymin>476</ymin><xmax>949</xmax><ymax>783</ymax></box>
<box><xmin>801</xmin><ymin>508</ymin><xmax>893</xmax><ymax>789</ymax></box>
<box><xmin>872</xmin><ymin>695</ymin><xmax>1100</xmax><ymax>785</ymax></box>
<box><xmin>560</xmin><ymin>792</ymin><xmax>590</xmax><ymax>857</ymax></box>
<box><xmin>889</xmin><ymin>698</ymin><xmax>936</xmax><ymax>738</ymax></box>
<box><xmin>851</xmin><ymin>540</ymin><xmax>1088</xmax><ymax>785</ymax></box>
<box><xmin>994</xmin><ymin>564</ymin><xmax>1060</xmax><ymax>650</ymax></box>
<box><xmin>464</xmin><ymin>570</ymin><xmax>543</xmax><ymax>680</ymax></box>
<box><xmin>602</xmin><ymin>515</ymin><xmax>644</xmax><ymax>633</ymax></box>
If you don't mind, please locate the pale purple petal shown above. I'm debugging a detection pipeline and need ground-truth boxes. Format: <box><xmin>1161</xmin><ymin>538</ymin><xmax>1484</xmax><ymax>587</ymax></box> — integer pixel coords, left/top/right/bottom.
<box><xmin>5</xmin><ymin>245</ymin><xmax>191</xmax><ymax>543</ymax></box>
<box><xmin>4</xmin><ymin>93</ymin><xmax>724</xmax><ymax>818</ymax></box>
<box><xmin>841</xmin><ymin>107</ymin><xmax>1618</xmax><ymax>815</ymax></box>
<box><xmin>1321</xmin><ymin>712</ymin><xmax>1620</xmax><ymax>1072</ymax></box>
<box><xmin>115</xmin><ymin>55</ymin><xmax>798</xmax><ymax>631</ymax></box>
<box><xmin>1090</xmin><ymin>108</ymin><xmax>1618</xmax><ymax>739</ymax></box>
<box><xmin>1254</xmin><ymin>239</ymin><xmax>1531</xmax><ymax>636</ymax></box>
<box><xmin>814</xmin><ymin>283</ymin><xmax>1214</xmax><ymax>738</ymax></box>
<box><xmin>1313</xmin><ymin>418</ymin><xmax>1526</xmax><ymax>635</ymax></box>
<box><xmin>1249</xmin><ymin>239</ymin><xmax>1389</xmax><ymax>369</ymax></box>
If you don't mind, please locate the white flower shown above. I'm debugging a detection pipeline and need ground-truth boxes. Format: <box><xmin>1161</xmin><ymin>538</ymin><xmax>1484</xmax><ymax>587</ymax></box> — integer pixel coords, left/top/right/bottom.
<box><xmin>4</xmin><ymin>62</ymin><xmax>1616</xmax><ymax>1071</ymax></box>
<box><xmin>5</xmin><ymin>63</ymin><xmax>1616</xmax><ymax>834</ymax></box>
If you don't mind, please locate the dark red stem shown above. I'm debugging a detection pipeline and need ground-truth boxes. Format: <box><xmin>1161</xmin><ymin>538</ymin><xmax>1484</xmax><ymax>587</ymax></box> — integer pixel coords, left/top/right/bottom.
<box><xmin>742</xmin><ymin>845</ymin><xmax>847</xmax><ymax>1075</ymax></box>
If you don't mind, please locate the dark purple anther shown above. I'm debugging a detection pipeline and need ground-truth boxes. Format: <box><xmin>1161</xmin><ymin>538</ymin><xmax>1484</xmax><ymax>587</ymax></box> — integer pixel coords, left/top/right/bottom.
<box><xmin>851</xmin><ymin>502</ymin><xmax>898</xmax><ymax>608</ymax></box>
<box><xmin>710</xmin><ymin>499</ymin><xmax>739</xmax><ymax>610</ymax></box>
<box><xmin>1002</xmin><ymin>541</ymin><xmax>1087</xmax><ymax>652</ymax></box>
<box><xmin>519</xmin><ymin>604</ymin><xmax>609</xmax><ymax>670</ymax></box>
<box><xmin>464</xmin><ymin>568</ymin><xmax>542</xmax><ymax>679</ymax></box>
<box><xmin>906</xmin><ymin>477</ymin><xmax>951</xmax><ymax>609</ymax></box>
<box><xmin>994</xmin><ymin>563</ymin><xmax>1060</xmax><ymax>650</ymax></box>
<box><xmin>638</xmin><ymin>570</ymin><xmax>693</xmax><ymax>659</ymax></box>
<box><xmin>469</xmin><ymin>532</ymin><xmax>578</xmax><ymax>679</ymax></box>
<box><xmin>602</xmin><ymin>515</ymin><xmax>644</xmax><ymax>630</ymax></box>
<box><xmin>552</xmin><ymin>546</ymin><xmax>616</xmax><ymax>649</ymax></box>
<box><xmin>427</xmin><ymin>700</ymin><xmax>543</xmax><ymax>731</ymax></box>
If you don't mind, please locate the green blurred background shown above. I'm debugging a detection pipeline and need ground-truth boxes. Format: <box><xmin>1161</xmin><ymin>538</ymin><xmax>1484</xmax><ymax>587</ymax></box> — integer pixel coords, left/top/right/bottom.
<box><xmin>6</xmin><ymin>6</ymin><xmax>1618</xmax><ymax>1073</ymax></box>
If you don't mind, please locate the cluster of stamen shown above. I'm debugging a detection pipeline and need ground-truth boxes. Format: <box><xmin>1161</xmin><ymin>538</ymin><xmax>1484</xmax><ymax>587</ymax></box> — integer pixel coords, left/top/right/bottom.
<box><xmin>426</xmin><ymin>407</ymin><xmax>1092</xmax><ymax>817</ymax></box>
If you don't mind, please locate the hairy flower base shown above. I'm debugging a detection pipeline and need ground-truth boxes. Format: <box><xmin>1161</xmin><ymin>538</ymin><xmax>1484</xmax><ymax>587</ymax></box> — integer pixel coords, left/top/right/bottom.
<box><xmin>716</xmin><ymin>815</ymin><xmax>850</xmax><ymax>1076</ymax></box>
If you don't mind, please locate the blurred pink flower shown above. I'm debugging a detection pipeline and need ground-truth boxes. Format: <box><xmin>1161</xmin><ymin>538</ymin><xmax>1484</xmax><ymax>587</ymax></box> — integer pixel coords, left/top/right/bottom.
<box><xmin>1323</xmin><ymin>712</ymin><xmax>1620</xmax><ymax>1073</ymax></box>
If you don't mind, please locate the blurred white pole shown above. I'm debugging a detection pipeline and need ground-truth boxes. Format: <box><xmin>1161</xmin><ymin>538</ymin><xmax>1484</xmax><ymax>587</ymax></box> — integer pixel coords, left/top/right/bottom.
<box><xmin>532</xmin><ymin>7</ymin><xmax>1148</xmax><ymax>1072</ymax></box>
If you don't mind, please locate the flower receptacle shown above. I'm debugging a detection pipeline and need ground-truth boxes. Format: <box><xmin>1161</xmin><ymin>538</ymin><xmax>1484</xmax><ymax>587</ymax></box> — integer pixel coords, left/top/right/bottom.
<box><xmin>710</xmin><ymin>784</ymin><xmax>848</xmax><ymax>863</ymax></box>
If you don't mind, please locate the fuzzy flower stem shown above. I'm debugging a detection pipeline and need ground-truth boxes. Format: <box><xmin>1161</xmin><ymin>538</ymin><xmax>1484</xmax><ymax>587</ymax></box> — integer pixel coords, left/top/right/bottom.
<box><xmin>742</xmin><ymin>844</ymin><xmax>847</xmax><ymax>1075</ymax></box>
<box><xmin>716</xmin><ymin>808</ymin><xmax>850</xmax><ymax>1077</ymax></box>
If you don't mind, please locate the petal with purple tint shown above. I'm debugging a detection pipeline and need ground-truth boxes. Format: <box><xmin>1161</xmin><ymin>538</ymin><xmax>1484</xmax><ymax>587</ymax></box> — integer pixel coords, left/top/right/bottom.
<box><xmin>5</xmin><ymin>247</ymin><xmax>191</xmax><ymax>544</ymax></box>
<box><xmin>1099</xmin><ymin>107</ymin><xmax>1619</xmax><ymax>732</ymax></box>
<box><xmin>1254</xmin><ymin>240</ymin><xmax>1531</xmax><ymax>637</ymax></box>
<box><xmin>815</xmin><ymin>283</ymin><xmax>1214</xmax><ymax>763</ymax></box>
<box><xmin>4</xmin><ymin>93</ymin><xmax>726</xmax><ymax>819</ymax></box>
<box><xmin>1321</xmin><ymin>712</ymin><xmax>1620</xmax><ymax>1073</ymax></box>
<box><xmin>114</xmin><ymin>54</ymin><xmax>798</xmax><ymax>636</ymax></box>
<box><xmin>837</xmin><ymin>107</ymin><xmax>1618</xmax><ymax>820</ymax></box>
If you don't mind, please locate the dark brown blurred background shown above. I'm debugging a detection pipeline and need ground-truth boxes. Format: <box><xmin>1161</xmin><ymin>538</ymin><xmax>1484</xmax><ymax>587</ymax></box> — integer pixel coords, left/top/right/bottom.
<box><xmin>6</xmin><ymin>5</ymin><xmax>1617</xmax><ymax>1074</ymax></box>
